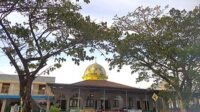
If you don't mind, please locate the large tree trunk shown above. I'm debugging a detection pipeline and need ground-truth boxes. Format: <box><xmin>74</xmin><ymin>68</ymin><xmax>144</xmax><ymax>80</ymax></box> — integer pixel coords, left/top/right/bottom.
<box><xmin>19</xmin><ymin>78</ymin><xmax>33</xmax><ymax>112</ymax></box>
<box><xmin>179</xmin><ymin>99</ymin><xmax>187</xmax><ymax>112</ymax></box>
<box><xmin>177</xmin><ymin>91</ymin><xmax>188</xmax><ymax>112</ymax></box>
<box><xmin>178</xmin><ymin>82</ymin><xmax>192</xmax><ymax>112</ymax></box>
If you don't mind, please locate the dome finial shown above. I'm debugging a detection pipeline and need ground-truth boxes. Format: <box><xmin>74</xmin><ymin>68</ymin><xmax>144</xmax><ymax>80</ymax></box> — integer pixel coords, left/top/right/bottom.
<box><xmin>94</xmin><ymin>56</ymin><xmax>97</xmax><ymax>63</ymax></box>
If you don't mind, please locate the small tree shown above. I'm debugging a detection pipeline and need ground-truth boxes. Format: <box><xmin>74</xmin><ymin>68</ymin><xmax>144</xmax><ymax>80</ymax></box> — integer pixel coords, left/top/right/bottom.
<box><xmin>0</xmin><ymin>0</ymin><xmax>117</xmax><ymax>111</ymax></box>
<box><xmin>110</xmin><ymin>6</ymin><xmax>200</xmax><ymax>112</ymax></box>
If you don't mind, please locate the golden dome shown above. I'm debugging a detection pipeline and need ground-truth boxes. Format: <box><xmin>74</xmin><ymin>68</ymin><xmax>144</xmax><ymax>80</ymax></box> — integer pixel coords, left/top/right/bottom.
<box><xmin>82</xmin><ymin>63</ymin><xmax>108</xmax><ymax>80</ymax></box>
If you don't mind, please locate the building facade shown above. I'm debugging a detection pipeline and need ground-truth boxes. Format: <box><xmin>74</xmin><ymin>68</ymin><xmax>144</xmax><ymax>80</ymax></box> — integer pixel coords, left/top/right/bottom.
<box><xmin>0</xmin><ymin>74</ymin><xmax>55</xmax><ymax>112</ymax></box>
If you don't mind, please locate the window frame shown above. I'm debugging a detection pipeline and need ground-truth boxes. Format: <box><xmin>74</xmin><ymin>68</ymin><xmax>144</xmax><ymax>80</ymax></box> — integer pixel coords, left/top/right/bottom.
<box><xmin>113</xmin><ymin>99</ymin><xmax>119</xmax><ymax>107</ymax></box>
<box><xmin>1</xmin><ymin>83</ymin><xmax>10</xmax><ymax>94</ymax></box>
<box><xmin>38</xmin><ymin>84</ymin><xmax>46</xmax><ymax>95</ymax></box>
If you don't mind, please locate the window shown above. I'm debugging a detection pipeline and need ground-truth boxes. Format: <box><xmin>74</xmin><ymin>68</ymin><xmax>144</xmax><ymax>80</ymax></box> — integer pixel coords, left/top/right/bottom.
<box><xmin>69</xmin><ymin>99</ymin><xmax>80</xmax><ymax>107</ymax></box>
<box><xmin>60</xmin><ymin>100</ymin><xmax>67</xmax><ymax>111</ymax></box>
<box><xmin>86</xmin><ymin>99</ymin><xmax>94</xmax><ymax>107</ymax></box>
<box><xmin>86</xmin><ymin>94</ymin><xmax>95</xmax><ymax>107</ymax></box>
<box><xmin>69</xmin><ymin>93</ymin><xmax>80</xmax><ymax>107</ymax></box>
<box><xmin>38</xmin><ymin>85</ymin><xmax>46</xmax><ymax>94</ymax></box>
<box><xmin>129</xmin><ymin>97</ymin><xmax>133</xmax><ymax>107</ymax></box>
<box><xmin>113</xmin><ymin>100</ymin><xmax>119</xmax><ymax>107</ymax></box>
<box><xmin>137</xmin><ymin>101</ymin><xmax>141</xmax><ymax>109</ymax></box>
<box><xmin>143</xmin><ymin>101</ymin><xmax>149</xmax><ymax>110</ymax></box>
<box><xmin>1</xmin><ymin>83</ymin><xmax>10</xmax><ymax>94</ymax></box>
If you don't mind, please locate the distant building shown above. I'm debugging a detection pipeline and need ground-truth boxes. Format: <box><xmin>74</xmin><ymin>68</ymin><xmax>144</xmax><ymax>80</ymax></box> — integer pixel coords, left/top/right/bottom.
<box><xmin>0</xmin><ymin>74</ymin><xmax>55</xmax><ymax>112</ymax></box>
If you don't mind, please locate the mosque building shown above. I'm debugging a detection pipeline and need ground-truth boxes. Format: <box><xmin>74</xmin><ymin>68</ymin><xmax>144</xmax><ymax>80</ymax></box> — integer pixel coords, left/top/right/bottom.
<box><xmin>48</xmin><ymin>62</ymin><xmax>158</xmax><ymax>112</ymax></box>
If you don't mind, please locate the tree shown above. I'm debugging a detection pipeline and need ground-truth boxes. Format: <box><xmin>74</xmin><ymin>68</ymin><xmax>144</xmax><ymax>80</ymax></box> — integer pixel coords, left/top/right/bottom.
<box><xmin>110</xmin><ymin>6</ymin><xmax>200</xmax><ymax>112</ymax></box>
<box><xmin>0</xmin><ymin>0</ymin><xmax>117</xmax><ymax>111</ymax></box>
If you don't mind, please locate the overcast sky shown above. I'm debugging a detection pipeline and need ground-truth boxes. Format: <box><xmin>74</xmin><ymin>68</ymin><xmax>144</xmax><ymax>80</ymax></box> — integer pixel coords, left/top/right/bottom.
<box><xmin>0</xmin><ymin>0</ymin><xmax>199</xmax><ymax>89</ymax></box>
<box><xmin>80</xmin><ymin>0</ymin><xmax>199</xmax><ymax>25</ymax></box>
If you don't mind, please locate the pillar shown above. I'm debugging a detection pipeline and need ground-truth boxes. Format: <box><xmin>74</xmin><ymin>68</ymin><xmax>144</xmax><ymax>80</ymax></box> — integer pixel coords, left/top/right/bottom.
<box><xmin>78</xmin><ymin>88</ymin><xmax>80</xmax><ymax>110</ymax></box>
<box><xmin>1</xmin><ymin>99</ymin><xmax>7</xmax><ymax>112</ymax></box>
<box><xmin>125</xmin><ymin>91</ymin><xmax>128</xmax><ymax>109</ymax></box>
<box><xmin>103</xmin><ymin>89</ymin><xmax>105</xmax><ymax>110</ymax></box>
<box><xmin>46</xmin><ymin>99</ymin><xmax>50</xmax><ymax>112</ymax></box>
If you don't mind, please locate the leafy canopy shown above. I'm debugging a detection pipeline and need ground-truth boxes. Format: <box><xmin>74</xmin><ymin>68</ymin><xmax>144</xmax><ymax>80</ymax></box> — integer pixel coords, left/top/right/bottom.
<box><xmin>0</xmin><ymin>0</ymin><xmax>118</xmax><ymax>77</ymax></box>
<box><xmin>110</xmin><ymin>6</ymin><xmax>200</xmax><ymax>106</ymax></box>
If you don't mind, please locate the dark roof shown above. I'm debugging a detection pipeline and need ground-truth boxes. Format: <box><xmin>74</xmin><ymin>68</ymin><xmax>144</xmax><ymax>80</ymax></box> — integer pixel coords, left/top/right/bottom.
<box><xmin>71</xmin><ymin>80</ymin><xmax>136</xmax><ymax>89</ymax></box>
<box><xmin>48</xmin><ymin>80</ymin><xmax>151</xmax><ymax>93</ymax></box>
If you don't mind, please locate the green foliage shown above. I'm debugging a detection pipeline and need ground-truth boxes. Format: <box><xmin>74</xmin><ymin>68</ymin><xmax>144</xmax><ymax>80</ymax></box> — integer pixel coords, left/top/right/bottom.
<box><xmin>49</xmin><ymin>106</ymin><xmax>60</xmax><ymax>112</ymax></box>
<box><xmin>111</xmin><ymin>6</ymin><xmax>200</xmax><ymax>110</ymax></box>
<box><xmin>5</xmin><ymin>106</ymin><xmax>11</xmax><ymax>112</ymax></box>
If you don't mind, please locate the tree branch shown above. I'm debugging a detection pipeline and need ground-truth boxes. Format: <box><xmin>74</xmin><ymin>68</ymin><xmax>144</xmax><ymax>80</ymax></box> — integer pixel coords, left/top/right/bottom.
<box><xmin>30</xmin><ymin>56</ymin><xmax>47</xmax><ymax>77</ymax></box>
<box><xmin>30</xmin><ymin>37</ymin><xmax>84</xmax><ymax>76</ymax></box>
<box><xmin>0</xmin><ymin>0</ymin><xmax>20</xmax><ymax>19</ymax></box>
<box><xmin>0</xmin><ymin>20</ymin><xmax>29</xmax><ymax>73</ymax></box>
<box><xmin>4</xmin><ymin>49</ymin><xmax>21</xmax><ymax>74</ymax></box>
<box><xmin>140</xmin><ymin>59</ymin><xmax>173</xmax><ymax>86</ymax></box>
<box><xmin>29</xmin><ymin>14</ymin><xmax>42</xmax><ymax>57</ymax></box>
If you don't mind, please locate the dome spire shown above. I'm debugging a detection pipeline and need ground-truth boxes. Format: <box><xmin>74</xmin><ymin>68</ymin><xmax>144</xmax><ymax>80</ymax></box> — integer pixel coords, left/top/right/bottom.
<box><xmin>94</xmin><ymin>56</ymin><xmax>97</xmax><ymax>63</ymax></box>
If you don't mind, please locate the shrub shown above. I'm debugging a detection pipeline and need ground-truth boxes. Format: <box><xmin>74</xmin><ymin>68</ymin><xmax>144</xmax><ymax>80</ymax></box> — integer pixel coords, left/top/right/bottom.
<box><xmin>49</xmin><ymin>106</ymin><xmax>60</xmax><ymax>112</ymax></box>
